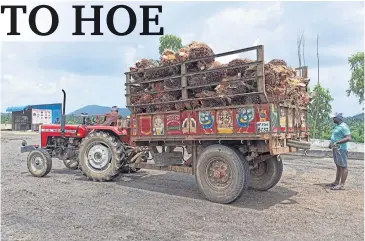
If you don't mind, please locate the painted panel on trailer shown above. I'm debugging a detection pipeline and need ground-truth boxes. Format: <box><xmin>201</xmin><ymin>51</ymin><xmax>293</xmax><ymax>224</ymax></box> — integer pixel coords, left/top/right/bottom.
<box><xmin>131</xmin><ymin>115</ymin><xmax>137</xmax><ymax>136</ymax></box>
<box><xmin>256</xmin><ymin>104</ymin><xmax>270</xmax><ymax>122</ymax></box>
<box><xmin>216</xmin><ymin>109</ymin><xmax>233</xmax><ymax>134</ymax></box>
<box><xmin>270</xmin><ymin>104</ymin><xmax>279</xmax><ymax>132</ymax></box>
<box><xmin>234</xmin><ymin>106</ymin><xmax>255</xmax><ymax>133</ymax></box>
<box><xmin>288</xmin><ymin>109</ymin><xmax>294</xmax><ymax>132</ymax></box>
<box><xmin>198</xmin><ymin>110</ymin><xmax>216</xmax><ymax>134</ymax></box>
<box><xmin>300</xmin><ymin>111</ymin><xmax>307</xmax><ymax>131</ymax></box>
<box><xmin>139</xmin><ymin>115</ymin><xmax>152</xmax><ymax>136</ymax></box>
<box><xmin>181</xmin><ymin>111</ymin><xmax>197</xmax><ymax>135</ymax></box>
<box><xmin>189</xmin><ymin>111</ymin><xmax>198</xmax><ymax>134</ymax></box>
<box><xmin>256</xmin><ymin>104</ymin><xmax>270</xmax><ymax>134</ymax></box>
<box><xmin>280</xmin><ymin>107</ymin><xmax>287</xmax><ymax>132</ymax></box>
<box><xmin>166</xmin><ymin>113</ymin><xmax>181</xmax><ymax>135</ymax></box>
<box><xmin>294</xmin><ymin>109</ymin><xmax>300</xmax><ymax>132</ymax></box>
<box><xmin>152</xmin><ymin>115</ymin><xmax>165</xmax><ymax>136</ymax></box>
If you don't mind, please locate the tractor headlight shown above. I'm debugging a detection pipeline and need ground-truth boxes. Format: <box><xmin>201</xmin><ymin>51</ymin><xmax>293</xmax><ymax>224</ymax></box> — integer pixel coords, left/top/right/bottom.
<box><xmin>21</xmin><ymin>140</ymin><xmax>27</xmax><ymax>146</ymax></box>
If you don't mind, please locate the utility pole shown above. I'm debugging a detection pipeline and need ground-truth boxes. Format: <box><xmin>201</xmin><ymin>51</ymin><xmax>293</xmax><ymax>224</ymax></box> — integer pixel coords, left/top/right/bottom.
<box><xmin>317</xmin><ymin>34</ymin><xmax>319</xmax><ymax>85</ymax></box>
<box><xmin>302</xmin><ymin>34</ymin><xmax>305</xmax><ymax>66</ymax></box>
<box><xmin>297</xmin><ymin>31</ymin><xmax>303</xmax><ymax>67</ymax></box>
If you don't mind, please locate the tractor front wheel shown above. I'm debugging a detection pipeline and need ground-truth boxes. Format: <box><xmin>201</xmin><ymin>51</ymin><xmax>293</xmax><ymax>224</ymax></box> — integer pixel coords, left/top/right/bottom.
<box><xmin>27</xmin><ymin>149</ymin><xmax>52</xmax><ymax>177</ymax></box>
<box><xmin>78</xmin><ymin>131</ymin><xmax>124</xmax><ymax>182</ymax></box>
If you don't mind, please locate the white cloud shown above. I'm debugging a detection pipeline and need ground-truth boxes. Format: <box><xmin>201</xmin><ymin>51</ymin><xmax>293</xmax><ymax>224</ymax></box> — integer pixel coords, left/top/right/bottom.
<box><xmin>322</xmin><ymin>45</ymin><xmax>363</xmax><ymax>60</ymax></box>
<box><xmin>326</xmin><ymin>2</ymin><xmax>364</xmax><ymax>26</ymax></box>
<box><xmin>123</xmin><ymin>47</ymin><xmax>138</xmax><ymax>68</ymax></box>
<box><xmin>180</xmin><ymin>33</ymin><xmax>196</xmax><ymax>46</ymax></box>
<box><xmin>253</xmin><ymin>38</ymin><xmax>260</xmax><ymax>46</ymax></box>
<box><xmin>0</xmin><ymin>2</ymin><xmax>363</xmax><ymax>116</ymax></box>
<box><xmin>1</xmin><ymin>63</ymin><xmax>126</xmax><ymax>113</ymax></box>
<box><xmin>194</xmin><ymin>2</ymin><xmax>363</xmax><ymax>115</ymax></box>
<box><xmin>199</xmin><ymin>2</ymin><xmax>286</xmax><ymax>63</ymax></box>
<box><xmin>309</xmin><ymin>65</ymin><xmax>362</xmax><ymax>116</ymax></box>
<box><xmin>201</xmin><ymin>2</ymin><xmax>283</xmax><ymax>53</ymax></box>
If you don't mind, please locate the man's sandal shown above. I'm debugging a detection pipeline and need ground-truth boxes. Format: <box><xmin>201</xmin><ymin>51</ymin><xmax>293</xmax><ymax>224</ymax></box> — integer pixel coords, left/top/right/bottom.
<box><xmin>326</xmin><ymin>183</ymin><xmax>338</xmax><ymax>188</ymax></box>
<box><xmin>330</xmin><ymin>184</ymin><xmax>345</xmax><ymax>190</ymax></box>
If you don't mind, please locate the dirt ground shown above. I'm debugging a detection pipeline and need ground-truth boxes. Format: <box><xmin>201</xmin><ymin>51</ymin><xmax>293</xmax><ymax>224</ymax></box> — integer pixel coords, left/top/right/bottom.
<box><xmin>1</xmin><ymin>131</ymin><xmax>364</xmax><ymax>241</ymax></box>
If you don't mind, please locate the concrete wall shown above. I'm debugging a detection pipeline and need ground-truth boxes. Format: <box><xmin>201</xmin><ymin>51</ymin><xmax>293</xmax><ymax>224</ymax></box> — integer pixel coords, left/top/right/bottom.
<box><xmin>1</xmin><ymin>124</ymin><xmax>12</xmax><ymax>130</ymax></box>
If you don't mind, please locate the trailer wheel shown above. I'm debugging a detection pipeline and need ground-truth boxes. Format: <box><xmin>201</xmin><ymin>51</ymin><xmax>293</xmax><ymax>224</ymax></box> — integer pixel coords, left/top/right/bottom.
<box><xmin>195</xmin><ymin>144</ymin><xmax>249</xmax><ymax>204</ymax></box>
<box><xmin>78</xmin><ymin>131</ymin><xmax>124</xmax><ymax>182</ymax></box>
<box><xmin>63</xmin><ymin>159</ymin><xmax>79</xmax><ymax>170</ymax></box>
<box><xmin>249</xmin><ymin>155</ymin><xmax>283</xmax><ymax>191</ymax></box>
<box><xmin>27</xmin><ymin>149</ymin><xmax>52</xmax><ymax>177</ymax></box>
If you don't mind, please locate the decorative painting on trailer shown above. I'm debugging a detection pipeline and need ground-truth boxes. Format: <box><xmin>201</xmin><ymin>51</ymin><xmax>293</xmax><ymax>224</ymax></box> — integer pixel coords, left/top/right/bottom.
<box><xmin>217</xmin><ymin>110</ymin><xmax>233</xmax><ymax>134</ymax></box>
<box><xmin>166</xmin><ymin>113</ymin><xmax>182</xmax><ymax>135</ymax></box>
<box><xmin>198</xmin><ymin>111</ymin><xmax>215</xmax><ymax>134</ymax></box>
<box><xmin>234</xmin><ymin>106</ymin><xmax>255</xmax><ymax>133</ymax></box>
<box><xmin>153</xmin><ymin>115</ymin><xmax>164</xmax><ymax>136</ymax></box>
<box><xmin>139</xmin><ymin>115</ymin><xmax>152</xmax><ymax>136</ymax></box>
<box><xmin>256</xmin><ymin>104</ymin><xmax>270</xmax><ymax>133</ymax></box>
<box><xmin>270</xmin><ymin>104</ymin><xmax>279</xmax><ymax>132</ymax></box>
<box><xmin>181</xmin><ymin>111</ymin><xmax>197</xmax><ymax>135</ymax></box>
<box><xmin>280</xmin><ymin>108</ymin><xmax>287</xmax><ymax>132</ymax></box>
<box><xmin>131</xmin><ymin>115</ymin><xmax>137</xmax><ymax>136</ymax></box>
<box><xmin>288</xmin><ymin>108</ymin><xmax>294</xmax><ymax>132</ymax></box>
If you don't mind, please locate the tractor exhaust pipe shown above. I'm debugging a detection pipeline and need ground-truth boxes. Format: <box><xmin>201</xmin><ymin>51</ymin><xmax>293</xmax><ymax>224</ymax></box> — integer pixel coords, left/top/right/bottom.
<box><xmin>61</xmin><ymin>89</ymin><xmax>66</xmax><ymax>137</ymax></box>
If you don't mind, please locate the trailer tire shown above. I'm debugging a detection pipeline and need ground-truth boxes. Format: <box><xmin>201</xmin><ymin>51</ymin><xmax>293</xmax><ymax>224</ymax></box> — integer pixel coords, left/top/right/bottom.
<box><xmin>249</xmin><ymin>155</ymin><xmax>283</xmax><ymax>191</ymax></box>
<box><xmin>195</xmin><ymin>144</ymin><xmax>249</xmax><ymax>204</ymax></box>
<box><xmin>121</xmin><ymin>166</ymin><xmax>141</xmax><ymax>173</ymax></box>
<box><xmin>78</xmin><ymin>131</ymin><xmax>124</xmax><ymax>182</ymax></box>
<box><xmin>27</xmin><ymin>149</ymin><xmax>52</xmax><ymax>177</ymax></box>
<box><xmin>63</xmin><ymin>158</ymin><xmax>79</xmax><ymax>170</ymax></box>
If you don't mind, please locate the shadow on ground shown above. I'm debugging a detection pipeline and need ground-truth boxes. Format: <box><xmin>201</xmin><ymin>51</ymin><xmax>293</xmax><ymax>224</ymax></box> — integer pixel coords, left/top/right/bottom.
<box><xmin>54</xmin><ymin>167</ymin><xmax>298</xmax><ymax>210</ymax></box>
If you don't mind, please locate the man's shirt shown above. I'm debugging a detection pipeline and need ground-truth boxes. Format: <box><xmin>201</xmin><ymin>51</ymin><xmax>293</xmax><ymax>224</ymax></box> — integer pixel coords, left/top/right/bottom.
<box><xmin>330</xmin><ymin>122</ymin><xmax>351</xmax><ymax>151</ymax></box>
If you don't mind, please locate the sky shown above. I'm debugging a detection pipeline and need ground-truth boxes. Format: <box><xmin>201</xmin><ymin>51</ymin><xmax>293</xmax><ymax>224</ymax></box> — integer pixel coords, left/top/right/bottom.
<box><xmin>0</xmin><ymin>1</ymin><xmax>364</xmax><ymax>116</ymax></box>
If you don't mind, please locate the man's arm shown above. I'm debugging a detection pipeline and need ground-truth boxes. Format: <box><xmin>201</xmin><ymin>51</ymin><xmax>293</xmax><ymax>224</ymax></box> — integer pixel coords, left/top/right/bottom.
<box><xmin>334</xmin><ymin>134</ymin><xmax>351</xmax><ymax>145</ymax></box>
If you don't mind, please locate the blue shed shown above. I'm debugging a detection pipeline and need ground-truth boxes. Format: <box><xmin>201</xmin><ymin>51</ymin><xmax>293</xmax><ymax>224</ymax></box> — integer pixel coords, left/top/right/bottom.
<box><xmin>6</xmin><ymin>103</ymin><xmax>62</xmax><ymax>131</ymax></box>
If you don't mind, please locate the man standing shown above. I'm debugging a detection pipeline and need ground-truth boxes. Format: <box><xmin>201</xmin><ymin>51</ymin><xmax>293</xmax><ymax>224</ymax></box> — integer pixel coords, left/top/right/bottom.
<box><xmin>327</xmin><ymin>113</ymin><xmax>351</xmax><ymax>190</ymax></box>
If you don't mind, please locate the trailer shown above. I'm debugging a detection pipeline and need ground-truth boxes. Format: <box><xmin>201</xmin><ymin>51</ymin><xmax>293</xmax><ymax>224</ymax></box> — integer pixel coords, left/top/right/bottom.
<box><xmin>20</xmin><ymin>45</ymin><xmax>311</xmax><ymax>204</ymax></box>
<box><xmin>124</xmin><ymin>45</ymin><xmax>311</xmax><ymax>203</ymax></box>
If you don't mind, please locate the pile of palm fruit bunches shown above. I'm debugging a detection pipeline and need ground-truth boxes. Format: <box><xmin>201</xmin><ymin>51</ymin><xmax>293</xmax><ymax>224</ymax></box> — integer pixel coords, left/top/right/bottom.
<box><xmin>128</xmin><ymin>41</ymin><xmax>311</xmax><ymax>113</ymax></box>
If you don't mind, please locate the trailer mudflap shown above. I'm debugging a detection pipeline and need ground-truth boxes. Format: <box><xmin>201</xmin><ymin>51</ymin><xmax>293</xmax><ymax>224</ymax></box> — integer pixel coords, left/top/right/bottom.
<box><xmin>151</xmin><ymin>151</ymin><xmax>183</xmax><ymax>166</ymax></box>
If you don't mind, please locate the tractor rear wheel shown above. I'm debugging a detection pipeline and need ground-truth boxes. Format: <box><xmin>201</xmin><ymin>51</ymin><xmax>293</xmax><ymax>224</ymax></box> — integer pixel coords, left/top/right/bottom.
<box><xmin>27</xmin><ymin>149</ymin><xmax>52</xmax><ymax>177</ymax></box>
<box><xmin>78</xmin><ymin>131</ymin><xmax>124</xmax><ymax>182</ymax></box>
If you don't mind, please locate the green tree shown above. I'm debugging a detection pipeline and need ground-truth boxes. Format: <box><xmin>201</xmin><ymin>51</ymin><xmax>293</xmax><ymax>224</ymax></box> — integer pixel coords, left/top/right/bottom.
<box><xmin>158</xmin><ymin>34</ymin><xmax>183</xmax><ymax>55</ymax></box>
<box><xmin>347</xmin><ymin>52</ymin><xmax>364</xmax><ymax>105</ymax></box>
<box><xmin>309</xmin><ymin>83</ymin><xmax>334</xmax><ymax>139</ymax></box>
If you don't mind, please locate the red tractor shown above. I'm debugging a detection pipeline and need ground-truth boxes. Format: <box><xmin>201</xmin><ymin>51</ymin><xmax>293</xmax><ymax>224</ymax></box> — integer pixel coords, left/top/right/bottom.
<box><xmin>21</xmin><ymin>90</ymin><xmax>148</xmax><ymax>180</ymax></box>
